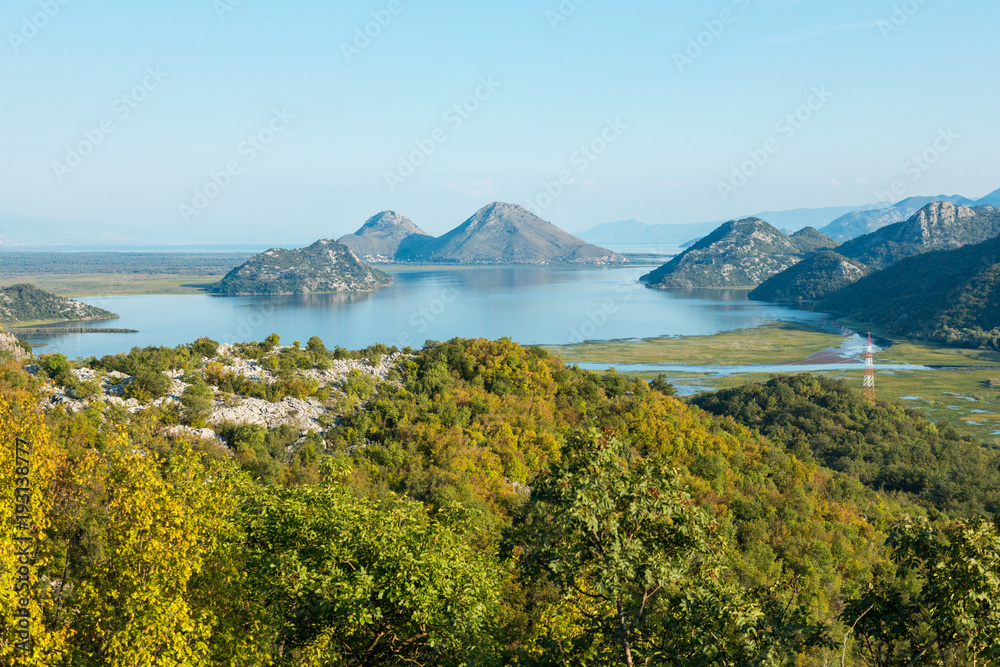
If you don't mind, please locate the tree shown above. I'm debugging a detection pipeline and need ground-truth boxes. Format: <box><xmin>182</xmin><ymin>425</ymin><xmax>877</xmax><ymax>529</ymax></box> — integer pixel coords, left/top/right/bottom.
<box><xmin>524</xmin><ymin>430</ymin><xmax>715</xmax><ymax>666</ymax></box>
<box><xmin>65</xmin><ymin>438</ymin><xmax>244</xmax><ymax>667</ymax></box>
<box><xmin>0</xmin><ymin>386</ymin><xmax>70</xmax><ymax>666</ymax></box>
<box><xmin>239</xmin><ymin>481</ymin><xmax>504</xmax><ymax>665</ymax></box>
<box><xmin>845</xmin><ymin>518</ymin><xmax>1000</xmax><ymax>667</ymax></box>
<box><xmin>180</xmin><ymin>381</ymin><xmax>214</xmax><ymax>427</ymax></box>
<box><xmin>521</xmin><ymin>430</ymin><xmax>825</xmax><ymax>666</ymax></box>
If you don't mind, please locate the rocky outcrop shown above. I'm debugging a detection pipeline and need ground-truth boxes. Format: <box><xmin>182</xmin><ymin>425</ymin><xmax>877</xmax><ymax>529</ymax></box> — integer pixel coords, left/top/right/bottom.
<box><xmin>838</xmin><ymin>202</ymin><xmax>1000</xmax><ymax>270</ymax></box>
<box><xmin>641</xmin><ymin>218</ymin><xmax>837</xmax><ymax>289</ymax></box>
<box><xmin>0</xmin><ymin>332</ymin><xmax>32</xmax><ymax>362</ymax></box>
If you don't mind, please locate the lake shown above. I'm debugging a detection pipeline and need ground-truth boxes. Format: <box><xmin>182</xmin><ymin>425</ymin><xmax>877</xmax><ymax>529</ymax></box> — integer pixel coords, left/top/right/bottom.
<box><xmin>24</xmin><ymin>266</ymin><xmax>834</xmax><ymax>359</ymax></box>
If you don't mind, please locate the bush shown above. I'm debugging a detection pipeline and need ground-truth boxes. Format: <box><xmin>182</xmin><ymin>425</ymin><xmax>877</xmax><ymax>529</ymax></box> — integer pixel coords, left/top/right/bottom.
<box><xmin>125</xmin><ymin>369</ymin><xmax>172</xmax><ymax>402</ymax></box>
<box><xmin>41</xmin><ymin>353</ymin><xmax>73</xmax><ymax>385</ymax></box>
<box><xmin>181</xmin><ymin>382</ymin><xmax>214</xmax><ymax>427</ymax></box>
<box><xmin>191</xmin><ymin>337</ymin><xmax>219</xmax><ymax>359</ymax></box>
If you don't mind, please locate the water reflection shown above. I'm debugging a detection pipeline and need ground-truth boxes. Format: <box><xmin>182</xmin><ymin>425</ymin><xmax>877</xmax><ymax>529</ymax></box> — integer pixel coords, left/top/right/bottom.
<box><xmin>24</xmin><ymin>267</ymin><xmax>834</xmax><ymax>359</ymax></box>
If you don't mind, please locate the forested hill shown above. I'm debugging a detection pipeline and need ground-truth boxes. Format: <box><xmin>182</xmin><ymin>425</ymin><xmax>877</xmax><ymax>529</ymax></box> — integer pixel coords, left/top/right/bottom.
<box><xmin>0</xmin><ymin>283</ymin><xmax>117</xmax><ymax>325</ymax></box>
<box><xmin>837</xmin><ymin>201</ymin><xmax>1000</xmax><ymax>270</ymax></box>
<box><xmin>822</xmin><ymin>232</ymin><xmax>1000</xmax><ymax>350</ymax></box>
<box><xmin>641</xmin><ymin>218</ymin><xmax>837</xmax><ymax>288</ymax></box>
<box><xmin>748</xmin><ymin>250</ymin><xmax>869</xmax><ymax>302</ymax></box>
<box><xmin>692</xmin><ymin>374</ymin><xmax>1000</xmax><ymax>517</ymax></box>
<box><xmin>7</xmin><ymin>334</ymin><xmax>1000</xmax><ymax>664</ymax></box>
<box><xmin>213</xmin><ymin>239</ymin><xmax>392</xmax><ymax>295</ymax></box>
<box><xmin>750</xmin><ymin>202</ymin><xmax>1000</xmax><ymax>305</ymax></box>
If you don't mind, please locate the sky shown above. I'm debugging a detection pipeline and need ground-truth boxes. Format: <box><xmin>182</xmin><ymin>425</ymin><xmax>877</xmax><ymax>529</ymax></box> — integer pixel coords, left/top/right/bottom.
<box><xmin>1</xmin><ymin>0</ymin><xmax>998</xmax><ymax>245</ymax></box>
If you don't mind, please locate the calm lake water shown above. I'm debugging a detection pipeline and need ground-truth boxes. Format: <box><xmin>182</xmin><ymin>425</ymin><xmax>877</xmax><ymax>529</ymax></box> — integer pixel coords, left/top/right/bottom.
<box><xmin>25</xmin><ymin>266</ymin><xmax>833</xmax><ymax>359</ymax></box>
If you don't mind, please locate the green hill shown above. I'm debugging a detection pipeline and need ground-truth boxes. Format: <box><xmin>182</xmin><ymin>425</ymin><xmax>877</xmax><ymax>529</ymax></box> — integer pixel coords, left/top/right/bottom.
<box><xmin>692</xmin><ymin>374</ymin><xmax>1000</xmax><ymax>517</ymax></box>
<box><xmin>213</xmin><ymin>239</ymin><xmax>393</xmax><ymax>296</ymax></box>
<box><xmin>838</xmin><ymin>202</ymin><xmax>1000</xmax><ymax>270</ymax></box>
<box><xmin>749</xmin><ymin>250</ymin><xmax>869</xmax><ymax>302</ymax></box>
<box><xmin>640</xmin><ymin>218</ymin><xmax>837</xmax><ymax>288</ymax></box>
<box><xmin>822</xmin><ymin>232</ymin><xmax>1000</xmax><ymax>349</ymax></box>
<box><xmin>0</xmin><ymin>283</ymin><xmax>118</xmax><ymax>325</ymax></box>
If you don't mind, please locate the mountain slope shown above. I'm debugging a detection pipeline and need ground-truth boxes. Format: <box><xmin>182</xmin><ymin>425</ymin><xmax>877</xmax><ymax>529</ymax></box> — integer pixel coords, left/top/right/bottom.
<box><xmin>578</xmin><ymin>205</ymin><xmax>865</xmax><ymax>247</ymax></box>
<box><xmin>822</xmin><ymin>233</ymin><xmax>1000</xmax><ymax>350</ymax></box>
<box><xmin>337</xmin><ymin>211</ymin><xmax>434</xmax><ymax>262</ymax></box>
<box><xmin>0</xmin><ymin>283</ymin><xmax>118</xmax><ymax>325</ymax></box>
<box><xmin>400</xmin><ymin>202</ymin><xmax>625</xmax><ymax>265</ymax></box>
<box><xmin>640</xmin><ymin>218</ymin><xmax>836</xmax><ymax>289</ymax></box>
<box><xmin>977</xmin><ymin>188</ymin><xmax>1000</xmax><ymax>207</ymax></box>
<box><xmin>213</xmin><ymin>240</ymin><xmax>392</xmax><ymax>296</ymax></box>
<box><xmin>819</xmin><ymin>195</ymin><xmax>974</xmax><ymax>243</ymax></box>
<box><xmin>838</xmin><ymin>202</ymin><xmax>1000</xmax><ymax>270</ymax></box>
<box><xmin>748</xmin><ymin>251</ymin><xmax>869</xmax><ymax>302</ymax></box>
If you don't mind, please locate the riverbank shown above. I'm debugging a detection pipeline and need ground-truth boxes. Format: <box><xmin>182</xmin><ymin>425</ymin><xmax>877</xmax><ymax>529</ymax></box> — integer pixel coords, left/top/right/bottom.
<box><xmin>548</xmin><ymin>325</ymin><xmax>1000</xmax><ymax>447</ymax></box>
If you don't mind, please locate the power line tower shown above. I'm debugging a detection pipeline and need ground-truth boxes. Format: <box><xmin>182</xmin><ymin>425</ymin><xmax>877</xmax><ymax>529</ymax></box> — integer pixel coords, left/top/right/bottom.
<box><xmin>863</xmin><ymin>332</ymin><xmax>876</xmax><ymax>405</ymax></box>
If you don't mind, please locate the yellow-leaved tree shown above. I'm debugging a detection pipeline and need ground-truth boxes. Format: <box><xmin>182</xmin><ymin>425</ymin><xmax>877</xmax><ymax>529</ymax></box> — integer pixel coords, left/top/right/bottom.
<box><xmin>65</xmin><ymin>434</ymin><xmax>257</xmax><ymax>667</ymax></box>
<box><xmin>0</xmin><ymin>384</ymin><xmax>70</xmax><ymax>666</ymax></box>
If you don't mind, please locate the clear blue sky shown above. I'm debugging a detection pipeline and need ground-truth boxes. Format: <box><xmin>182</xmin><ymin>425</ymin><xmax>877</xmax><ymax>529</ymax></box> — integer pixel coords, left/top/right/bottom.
<box><xmin>2</xmin><ymin>0</ymin><xmax>998</xmax><ymax>244</ymax></box>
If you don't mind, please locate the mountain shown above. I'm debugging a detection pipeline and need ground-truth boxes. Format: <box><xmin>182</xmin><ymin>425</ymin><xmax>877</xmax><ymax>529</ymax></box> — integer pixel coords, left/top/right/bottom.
<box><xmin>819</xmin><ymin>195</ymin><xmax>975</xmax><ymax>243</ymax></box>
<box><xmin>640</xmin><ymin>219</ymin><xmax>837</xmax><ymax>289</ymax></box>
<box><xmin>821</xmin><ymin>232</ymin><xmax>1000</xmax><ymax>350</ymax></box>
<box><xmin>337</xmin><ymin>211</ymin><xmax>434</xmax><ymax>263</ymax></box>
<box><xmin>838</xmin><ymin>202</ymin><xmax>1000</xmax><ymax>270</ymax></box>
<box><xmin>977</xmin><ymin>188</ymin><xmax>1000</xmax><ymax>207</ymax></box>
<box><xmin>213</xmin><ymin>240</ymin><xmax>392</xmax><ymax>296</ymax></box>
<box><xmin>748</xmin><ymin>250</ymin><xmax>869</xmax><ymax>302</ymax></box>
<box><xmin>399</xmin><ymin>202</ymin><xmax>625</xmax><ymax>265</ymax></box>
<box><xmin>579</xmin><ymin>205</ymin><xmax>863</xmax><ymax>247</ymax></box>
<box><xmin>0</xmin><ymin>283</ymin><xmax>118</xmax><ymax>325</ymax></box>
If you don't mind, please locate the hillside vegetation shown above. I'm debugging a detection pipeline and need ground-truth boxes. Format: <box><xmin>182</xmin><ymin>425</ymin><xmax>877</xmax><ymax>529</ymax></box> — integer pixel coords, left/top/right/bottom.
<box><xmin>3</xmin><ymin>335</ymin><xmax>999</xmax><ymax>665</ymax></box>
<box><xmin>823</xmin><ymin>233</ymin><xmax>1000</xmax><ymax>350</ymax></box>
<box><xmin>641</xmin><ymin>219</ymin><xmax>836</xmax><ymax>288</ymax></box>
<box><xmin>749</xmin><ymin>250</ymin><xmax>869</xmax><ymax>302</ymax></box>
<box><xmin>0</xmin><ymin>283</ymin><xmax>117</xmax><ymax>325</ymax></box>
<box><xmin>213</xmin><ymin>239</ymin><xmax>392</xmax><ymax>296</ymax></box>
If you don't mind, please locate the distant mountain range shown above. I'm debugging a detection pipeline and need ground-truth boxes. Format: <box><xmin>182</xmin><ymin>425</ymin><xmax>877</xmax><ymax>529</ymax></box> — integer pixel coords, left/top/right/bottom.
<box><xmin>579</xmin><ymin>205</ymin><xmax>869</xmax><ymax>247</ymax></box>
<box><xmin>818</xmin><ymin>195</ymin><xmax>976</xmax><ymax>243</ymax></box>
<box><xmin>340</xmin><ymin>203</ymin><xmax>624</xmax><ymax>266</ymax></box>
<box><xmin>837</xmin><ymin>202</ymin><xmax>1000</xmax><ymax>270</ymax></box>
<box><xmin>213</xmin><ymin>240</ymin><xmax>393</xmax><ymax>296</ymax></box>
<box><xmin>640</xmin><ymin>219</ymin><xmax>836</xmax><ymax>289</ymax></box>
<box><xmin>0</xmin><ymin>283</ymin><xmax>118</xmax><ymax>325</ymax></box>
<box><xmin>579</xmin><ymin>190</ymin><xmax>1000</xmax><ymax>248</ymax></box>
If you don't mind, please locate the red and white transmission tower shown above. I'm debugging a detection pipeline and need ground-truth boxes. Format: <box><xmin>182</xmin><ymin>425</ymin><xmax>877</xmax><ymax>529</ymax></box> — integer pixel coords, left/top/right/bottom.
<box><xmin>863</xmin><ymin>333</ymin><xmax>875</xmax><ymax>404</ymax></box>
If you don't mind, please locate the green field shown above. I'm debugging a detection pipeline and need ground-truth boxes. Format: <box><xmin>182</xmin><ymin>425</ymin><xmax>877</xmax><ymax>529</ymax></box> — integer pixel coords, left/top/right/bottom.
<box><xmin>0</xmin><ymin>274</ymin><xmax>224</xmax><ymax>297</ymax></box>
<box><xmin>548</xmin><ymin>321</ymin><xmax>846</xmax><ymax>366</ymax></box>
<box><xmin>549</xmin><ymin>324</ymin><xmax>1000</xmax><ymax>447</ymax></box>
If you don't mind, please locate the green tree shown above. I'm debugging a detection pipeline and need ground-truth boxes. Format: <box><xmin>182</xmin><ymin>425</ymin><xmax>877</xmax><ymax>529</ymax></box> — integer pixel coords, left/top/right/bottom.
<box><xmin>525</xmin><ymin>430</ymin><xmax>716</xmax><ymax>666</ymax></box>
<box><xmin>180</xmin><ymin>380</ymin><xmax>214</xmax><ymax>427</ymax></box>
<box><xmin>522</xmin><ymin>430</ymin><xmax>824</xmax><ymax>666</ymax></box>
<box><xmin>239</xmin><ymin>482</ymin><xmax>504</xmax><ymax>666</ymax></box>
<box><xmin>845</xmin><ymin>517</ymin><xmax>1000</xmax><ymax>667</ymax></box>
